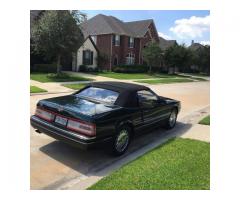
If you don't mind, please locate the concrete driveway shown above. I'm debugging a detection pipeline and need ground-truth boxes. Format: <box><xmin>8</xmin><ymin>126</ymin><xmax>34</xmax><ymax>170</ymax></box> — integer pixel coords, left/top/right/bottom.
<box><xmin>30</xmin><ymin>81</ymin><xmax>210</xmax><ymax>189</ymax></box>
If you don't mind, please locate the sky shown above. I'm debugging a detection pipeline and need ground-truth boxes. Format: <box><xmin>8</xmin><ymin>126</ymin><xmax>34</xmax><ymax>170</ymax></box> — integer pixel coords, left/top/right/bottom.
<box><xmin>82</xmin><ymin>10</ymin><xmax>210</xmax><ymax>46</ymax></box>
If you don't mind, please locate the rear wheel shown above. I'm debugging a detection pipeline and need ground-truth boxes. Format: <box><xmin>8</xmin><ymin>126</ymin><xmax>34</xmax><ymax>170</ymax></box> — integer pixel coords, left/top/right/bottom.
<box><xmin>112</xmin><ymin>125</ymin><xmax>131</xmax><ymax>156</ymax></box>
<box><xmin>165</xmin><ymin>109</ymin><xmax>177</xmax><ymax>129</ymax></box>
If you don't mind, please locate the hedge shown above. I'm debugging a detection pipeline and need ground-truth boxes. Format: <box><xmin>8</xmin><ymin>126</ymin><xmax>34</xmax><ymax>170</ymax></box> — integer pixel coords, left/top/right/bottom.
<box><xmin>112</xmin><ymin>65</ymin><xmax>148</xmax><ymax>73</ymax></box>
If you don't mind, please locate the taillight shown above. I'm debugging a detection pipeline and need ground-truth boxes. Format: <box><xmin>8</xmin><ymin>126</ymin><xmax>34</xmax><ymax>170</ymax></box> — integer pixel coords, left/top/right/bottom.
<box><xmin>67</xmin><ymin>119</ymin><xmax>96</xmax><ymax>136</ymax></box>
<box><xmin>35</xmin><ymin>107</ymin><xmax>55</xmax><ymax>122</ymax></box>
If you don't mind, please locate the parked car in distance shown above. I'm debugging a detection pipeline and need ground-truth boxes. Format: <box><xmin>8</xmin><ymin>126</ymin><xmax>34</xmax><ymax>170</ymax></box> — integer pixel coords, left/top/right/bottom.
<box><xmin>31</xmin><ymin>81</ymin><xmax>181</xmax><ymax>156</ymax></box>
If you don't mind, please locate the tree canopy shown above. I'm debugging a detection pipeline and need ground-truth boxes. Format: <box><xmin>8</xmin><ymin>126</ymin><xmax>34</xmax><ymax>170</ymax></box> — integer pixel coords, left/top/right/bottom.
<box><xmin>31</xmin><ymin>10</ymin><xmax>84</xmax><ymax>74</ymax></box>
<box><xmin>142</xmin><ymin>42</ymin><xmax>163</xmax><ymax>73</ymax></box>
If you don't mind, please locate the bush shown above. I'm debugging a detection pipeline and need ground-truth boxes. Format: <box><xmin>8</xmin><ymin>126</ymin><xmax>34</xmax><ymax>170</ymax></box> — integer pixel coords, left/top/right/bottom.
<box><xmin>112</xmin><ymin>65</ymin><xmax>148</xmax><ymax>73</ymax></box>
<box><xmin>78</xmin><ymin>64</ymin><xmax>87</xmax><ymax>72</ymax></box>
<box><xmin>87</xmin><ymin>67</ymin><xmax>99</xmax><ymax>72</ymax></box>
<box><xmin>79</xmin><ymin>65</ymin><xmax>99</xmax><ymax>72</ymax></box>
<box><xmin>46</xmin><ymin>72</ymin><xmax>70</xmax><ymax>79</ymax></box>
<box><xmin>32</xmin><ymin>63</ymin><xmax>58</xmax><ymax>73</ymax></box>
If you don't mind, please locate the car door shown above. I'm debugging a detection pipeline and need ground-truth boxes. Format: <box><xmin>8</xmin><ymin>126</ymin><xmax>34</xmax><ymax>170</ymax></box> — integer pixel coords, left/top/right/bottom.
<box><xmin>137</xmin><ymin>90</ymin><xmax>168</xmax><ymax>127</ymax></box>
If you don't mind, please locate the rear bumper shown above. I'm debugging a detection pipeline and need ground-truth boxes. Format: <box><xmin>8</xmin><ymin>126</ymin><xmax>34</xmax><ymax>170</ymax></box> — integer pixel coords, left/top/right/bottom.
<box><xmin>30</xmin><ymin>115</ymin><xmax>113</xmax><ymax>150</ymax></box>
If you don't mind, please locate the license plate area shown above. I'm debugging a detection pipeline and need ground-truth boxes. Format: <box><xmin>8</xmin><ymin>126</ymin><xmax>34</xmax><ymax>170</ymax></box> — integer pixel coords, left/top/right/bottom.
<box><xmin>55</xmin><ymin>115</ymin><xmax>68</xmax><ymax>126</ymax></box>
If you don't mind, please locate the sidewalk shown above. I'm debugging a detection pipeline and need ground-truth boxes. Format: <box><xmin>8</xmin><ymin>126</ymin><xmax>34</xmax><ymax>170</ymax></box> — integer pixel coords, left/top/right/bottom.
<box><xmin>178</xmin><ymin>73</ymin><xmax>210</xmax><ymax>81</ymax></box>
<box><xmin>180</xmin><ymin>123</ymin><xmax>210</xmax><ymax>142</ymax></box>
<box><xmin>30</xmin><ymin>80</ymin><xmax>74</xmax><ymax>94</ymax></box>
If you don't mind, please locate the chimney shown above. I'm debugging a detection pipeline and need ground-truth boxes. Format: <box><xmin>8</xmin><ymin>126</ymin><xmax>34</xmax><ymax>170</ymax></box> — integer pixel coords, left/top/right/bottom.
<box><xmin>191</xmin><ymin>40</ymin><xmax>194</xmax><ymax>45</ymax></box>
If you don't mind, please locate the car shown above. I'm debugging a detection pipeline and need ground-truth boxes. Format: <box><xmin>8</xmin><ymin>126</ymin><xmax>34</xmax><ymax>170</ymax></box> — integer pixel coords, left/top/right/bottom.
<box><xmin>30</xmin><ymin>81</ymin><xmax>181</xmax><ymax>156</ymax></box>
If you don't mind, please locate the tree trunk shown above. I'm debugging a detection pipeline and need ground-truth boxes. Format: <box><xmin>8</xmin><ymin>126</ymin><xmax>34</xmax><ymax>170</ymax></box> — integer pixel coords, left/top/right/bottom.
<box><xmin>57</xmin><ymin>54</ymin><xmax>61</xmax><ymax>75</ymax></box>
<box><xmin>149</xmin><ymin>64</ymin><xmax>152</xmax><ymax>74</ymax></box>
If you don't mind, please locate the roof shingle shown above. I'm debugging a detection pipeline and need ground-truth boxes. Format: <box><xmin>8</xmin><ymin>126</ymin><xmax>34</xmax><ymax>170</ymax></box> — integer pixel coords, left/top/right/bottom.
<box><xmin>82</xmin><ymin>14</ymin><xmax>154</xmax><ymax>38</ymax></box>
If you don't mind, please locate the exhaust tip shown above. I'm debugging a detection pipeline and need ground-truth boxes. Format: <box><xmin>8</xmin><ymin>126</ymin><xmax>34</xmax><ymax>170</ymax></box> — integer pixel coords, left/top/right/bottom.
<box><xmin>35</xmin><ymin>129</ymin><xmax>41</xmax><ymax>133</ymax></box>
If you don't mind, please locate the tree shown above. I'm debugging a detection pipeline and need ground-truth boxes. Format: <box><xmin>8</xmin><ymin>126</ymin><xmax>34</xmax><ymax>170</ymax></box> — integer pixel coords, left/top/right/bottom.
<box><xmin>164</xmin><ymin>44</ymin><xmax>192</xmax><ymax>73</ymax></box>
<box><xmin>31</xmin><ymin>10</ymin><xmax>84</xmax><ymax>74</ymax></box>
<box><xmin>190</xmin><ymin>45</ymin><xmax>210</xmax><ymax>74</ymax></box>
<box><xmin>142</xmin><ymin>42</ymin><xmax>163</xmax><ymax>73</ymax></box>
<box><xmin>96</xmin><ymin>53</ymin><xmax>109</xmax><ymax>71</ymax></box>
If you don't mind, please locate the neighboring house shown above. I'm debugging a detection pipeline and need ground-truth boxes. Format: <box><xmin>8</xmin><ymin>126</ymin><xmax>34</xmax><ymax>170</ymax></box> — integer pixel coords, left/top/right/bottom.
<box><xmin>72</xmin><ymin>36</ymin><xmax>98</xmax><ymax>71</ymax></box>
<box><xmin>158</xmin><ymin>36</ymin><xmax>177</xmax><ymax>51</ymax></box>
<box><xmin>189</xmin><ymin>40</ymin><xmax>206</xmax><ymax>51</ymax></box>
<box><xmin>188</xmin><ymin>40</ymin><xmax>209</xmax><ymax>72</ymax></box>
<box><xmin>158</xmin><ymin>36</ymin><xmax>177</xmax><ymax>71</ymax></box>
<box><xmin>78</xmin><ymin>14</ymin><xmax>160</xmax><ymax>70</ymax></box>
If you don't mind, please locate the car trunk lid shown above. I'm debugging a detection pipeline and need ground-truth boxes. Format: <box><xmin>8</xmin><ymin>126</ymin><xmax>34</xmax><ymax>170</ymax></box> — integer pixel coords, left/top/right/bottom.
<box><xmin>37</xmin><ymin>95</ymin><xmax>120</xmax><ymax>121</ymax></box>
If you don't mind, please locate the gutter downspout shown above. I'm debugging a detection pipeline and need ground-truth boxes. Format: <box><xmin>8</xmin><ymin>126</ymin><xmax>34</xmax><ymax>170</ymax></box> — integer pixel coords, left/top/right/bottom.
<box><xmin>110</xmin><ymin>35</ymin><xmax>113</xmax><ymax>71</ymax></box>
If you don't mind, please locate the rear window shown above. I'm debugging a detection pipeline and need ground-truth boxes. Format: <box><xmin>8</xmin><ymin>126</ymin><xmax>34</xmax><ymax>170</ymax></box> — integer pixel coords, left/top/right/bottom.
<box><xmin>76</xmin><ymin>87</ymin><xmax>119</xmax><ymax>104</ymax></box>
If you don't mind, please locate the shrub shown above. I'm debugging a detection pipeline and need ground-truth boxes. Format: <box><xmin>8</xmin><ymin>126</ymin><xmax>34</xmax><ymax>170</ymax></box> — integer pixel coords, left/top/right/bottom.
<box><xmin>87</xmin><ymin>67</ymin><xmax>99</xmax><ymax>72</ymax></box>
<box><xmin>78</xmin><ymin>65</ymin><xmax>87</xmax><ymax>72</ymax></box>
<box><xmin>112</xmin><ymin>65</ymin><xmax>148</xmax><ymax>73</ymax></box>
<box><xmin>32</xmin><ymin>63</ymin><xmax>58</xmax><ymax>73</ymax></box>
<box><xmin>46</xmin><ymin>72</ymin><xmax>70</xmax><ymax>79</ymax></box>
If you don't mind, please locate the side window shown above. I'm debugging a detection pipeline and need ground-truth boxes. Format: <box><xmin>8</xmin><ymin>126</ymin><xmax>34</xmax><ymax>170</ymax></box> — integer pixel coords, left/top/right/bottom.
<box><xmin>137</xmin><ymin>90</ymin><xmax>158</xmax><ymax>108</ymax></box>
<box><xmin>83</xmin><ymin>50</ymin><xmax>93</xmax><ymax>65</ymax></box>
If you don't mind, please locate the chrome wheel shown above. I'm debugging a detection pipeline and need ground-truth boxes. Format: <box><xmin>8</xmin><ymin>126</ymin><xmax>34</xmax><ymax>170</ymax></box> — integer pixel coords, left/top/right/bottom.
<box><xmin>169</xmin><ymin>110</ymin><xmax>177</xmax><ymax>127</ymax></box>
<box><xmin>115</xmin><ymin>129</ymin><xmax>129</xmax><ymax>153</ymax></box>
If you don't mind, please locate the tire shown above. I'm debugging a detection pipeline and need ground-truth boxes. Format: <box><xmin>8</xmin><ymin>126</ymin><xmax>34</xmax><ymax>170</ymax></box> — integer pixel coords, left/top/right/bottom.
<box><xmin>165</xmin><ymin>108</ymin><xmax>178</xmax><ymax>129</ymax></box>
<box><xmin>111</xmin><ymin>125</ymin><xmax>131</xmax><ymax>156</ymax></box>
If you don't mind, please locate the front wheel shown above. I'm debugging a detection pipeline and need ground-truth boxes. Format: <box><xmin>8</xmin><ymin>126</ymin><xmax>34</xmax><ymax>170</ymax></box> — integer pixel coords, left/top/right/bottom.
<box><xmin>165</xmin><ymin>109</ymin><xmax>177</xmax><ymax>129</ymax></box>
<box><xmin>112</xmin><ymin>126</ymin><xmax>131</xmax><ymax>156</ymax></box>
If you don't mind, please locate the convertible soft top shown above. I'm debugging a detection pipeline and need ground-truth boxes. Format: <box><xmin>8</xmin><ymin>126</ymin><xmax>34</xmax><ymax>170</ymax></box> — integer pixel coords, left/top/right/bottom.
<box><xmin>84</xmin><ymin>81</ymin><xmax>150</xmax><ymax>107</ymax></box>
<box><xmin>89</xmin><ymin>81</ymin><xmax>148</xmax><ymax>92</ymax></box>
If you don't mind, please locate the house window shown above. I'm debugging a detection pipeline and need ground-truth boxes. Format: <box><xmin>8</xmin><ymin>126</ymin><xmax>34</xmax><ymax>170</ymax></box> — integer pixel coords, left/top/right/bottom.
<box><xmin>128</xmin><ymin>37</ymin><xmax>134</xmax><ymax>48</ymax></box>
<box><xmin>83</xmin><ymin>50</ymin><xmax>93</xmax><ymax>65</ymax></box>
<box><xmin>91</xmin><ymin>36</ymin><xmax>97</xmax><ymax>44</ymax></box>
<box><xmin>126</xmin><ymin>53</ymin><xmax>135</xmax><ymax>65</ymax></box>
<box><xmin>112</xmin><ymin>34</ymin><xmax>120</xmax><ymax>46</ymax></box>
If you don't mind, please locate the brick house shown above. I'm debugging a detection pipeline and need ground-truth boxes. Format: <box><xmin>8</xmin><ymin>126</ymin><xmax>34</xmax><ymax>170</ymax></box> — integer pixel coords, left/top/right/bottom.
<box><xmin>74</xmin><ymin>14</ymin><xmax>160</xmax><ymax>71</ymax></box>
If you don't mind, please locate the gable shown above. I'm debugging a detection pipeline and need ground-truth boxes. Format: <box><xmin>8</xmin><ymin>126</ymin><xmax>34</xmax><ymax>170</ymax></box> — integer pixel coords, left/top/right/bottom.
<box><xmin>82</xmin><ymin>14</ymin><xmax>158</xmax><ymax>39</ymax></box>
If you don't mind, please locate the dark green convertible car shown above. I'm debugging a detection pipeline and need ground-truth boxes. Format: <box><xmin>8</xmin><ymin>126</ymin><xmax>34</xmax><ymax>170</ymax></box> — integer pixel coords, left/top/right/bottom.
<box><xmin>31</xmin><ymin>81</ymin><xmax>181</xmax><ymax>156</ymax></box>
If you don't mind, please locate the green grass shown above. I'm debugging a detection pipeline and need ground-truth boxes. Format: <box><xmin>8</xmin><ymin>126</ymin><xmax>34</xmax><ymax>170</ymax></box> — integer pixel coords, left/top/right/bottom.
<box><xmin>62</xmin><ymin>83</ymin><xmax>86</xmax><ymax>90</ymax></box>
<box><xmin>88</xmin><ymin>138</ymin><xmax>210</xmax><ymax>190</ymax></box>
<box><xmin>90</xmin><ymin>72</ymin><xmax>181</xmax><ymax>80</ymax></box>
<box><xmin>30</xmin><ymin>72</ymin><xmax>92</xmax><ymax>83</ymax></box>
<box><xmin>30</xmin><ymin>86</ymin><xmax>47</xmax><ymax>93</ymax></box>
<box><xmin>199</xmin><ymin>115</ymin><xmax>210</xmax><ymax>125</ymax></box>
<box><xmin>135</xmin><ymin>78</ymin><xmax>194</xmax><ymax>84</ymax></box>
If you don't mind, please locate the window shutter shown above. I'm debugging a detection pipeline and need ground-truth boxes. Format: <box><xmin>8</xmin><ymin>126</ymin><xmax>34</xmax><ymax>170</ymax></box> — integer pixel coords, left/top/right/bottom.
<box><xmin>112</xmin><ymin>35</ymin><xmax>115</xmax><ymax>45</ymax></box>
<box><xmin>128</xmin><ymin>37</ymin><xmax>130</xmax><ymax>47</ymax></box>
<box><xmin>90</xmin><ymin>51</ymin><xmax>93</xmax><ymax>65</ymax></box>
<box><xmin>83</xmin><ymin>51</ymin><xmax>86</xmax><ymax>65</ymax></box>
<box><xmin>120</xmin><ymin>36</ymin><xmax>122</xmax><ymax>46</ymax></box>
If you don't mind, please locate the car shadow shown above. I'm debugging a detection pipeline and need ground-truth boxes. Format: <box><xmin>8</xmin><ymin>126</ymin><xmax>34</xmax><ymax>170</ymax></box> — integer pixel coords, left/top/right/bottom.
<box><xmin>39</xmin><ymin>121</ymin><xmax>192</xmax><ymax>189</ymax></box>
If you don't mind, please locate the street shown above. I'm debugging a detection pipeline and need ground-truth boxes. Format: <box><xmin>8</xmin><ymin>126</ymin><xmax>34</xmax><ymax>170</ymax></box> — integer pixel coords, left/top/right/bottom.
<box><xmin>30</xmin><ymin>81</ymin><xmax>210</xmax><ymax>189</ymax></box>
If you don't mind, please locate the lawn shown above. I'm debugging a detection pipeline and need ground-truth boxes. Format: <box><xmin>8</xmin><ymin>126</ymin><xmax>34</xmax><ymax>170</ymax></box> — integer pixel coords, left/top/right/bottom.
<box><xmin>89</xmin><ymin>138</ymin><xmax>210</xmax><ymax>190</ymax></box>
<box><xmin>199</xmin><ymin>115</ymin><xmax>210</xmax><ymax>125</ymax></box>
<box><xmin>30</xmin><ymin>86</ymin><xmax>47</xmax><ymax>93</ymax></box>
<box><xmin>62</xmin><ymin>83</ymin><xmax>86</xmax><ymax>90</ymax></box>
<box><xmin>91</xmin><ymin>72</ymin><xmax>181</xmax><ymax>80</ymax></box>
<box><xmin>135</xmin><ymin>78</ymin><xmax>194</xmax><ymax>84</ymax></box>
<box><xmin>30</xmin><ymin>72</ymin><xmax>92</xmax><ymax>83</ymax></box>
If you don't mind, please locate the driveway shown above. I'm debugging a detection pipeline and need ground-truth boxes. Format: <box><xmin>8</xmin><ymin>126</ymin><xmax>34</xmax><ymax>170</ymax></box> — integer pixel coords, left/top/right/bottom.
<box><xmin>30</xmin><ymin>81</ymin><xmax>210</xmax><ymax>189</ymax></box>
